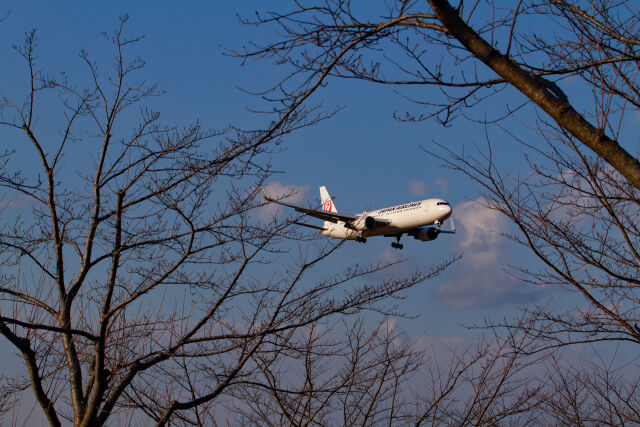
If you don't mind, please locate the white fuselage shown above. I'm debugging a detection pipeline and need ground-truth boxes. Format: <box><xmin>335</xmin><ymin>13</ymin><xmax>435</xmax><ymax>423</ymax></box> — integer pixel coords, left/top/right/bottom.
<box><xmin>320</xmin><ymin>198</ymin><xmax>452</xmax><ymax>239</ymax></box>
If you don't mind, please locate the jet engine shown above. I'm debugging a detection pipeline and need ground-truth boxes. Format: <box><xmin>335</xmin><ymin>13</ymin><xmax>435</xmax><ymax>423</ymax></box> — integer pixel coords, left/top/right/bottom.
<box><xmin>364</xmin><ymin>216</ymin><xmax>376</xmax><ymax>230</ymax></box>
<box><xmin>413</xmin><ymin>227</ymin><xmax>439</xmax><ymax>242</ymax></box>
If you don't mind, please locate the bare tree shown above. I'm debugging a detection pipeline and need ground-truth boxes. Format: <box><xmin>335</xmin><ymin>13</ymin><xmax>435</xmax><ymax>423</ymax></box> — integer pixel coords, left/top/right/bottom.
<box><xmin>536</xmin><ymin>350</ymin><xmax>640</xmax><ymax>424</ymax></box>
<box><xmin>230</xmin><ymin>316</ymin><xmax>549</xmax><ymax>426</ymax></box>
<box><xmin>235</xmin><ymin>0</ymin><xmax>640</xmax><ymax>188</ymax></box>
<box><xmin>235</xmin><ymin>0</ymin><xmax>640</xmax><ymax>423</ymax></box>
<box><xmin>438</xmin><ymin>129</ymin><xmax>640</xmax><ymax>347</ymax></box>
<box><xmin>429</xmin><ymin>119</ymin><xmax>640</xmax><ymax>425</ymax></box>
<box><xmin>0</xmin><ymin>17</ymin><xmax>454</xmax><ymax>425</ymax></box>
<box><xmin>230</xmin><ymin>318</ymin><xmax>422</xmax><ymax>425</ymax></box>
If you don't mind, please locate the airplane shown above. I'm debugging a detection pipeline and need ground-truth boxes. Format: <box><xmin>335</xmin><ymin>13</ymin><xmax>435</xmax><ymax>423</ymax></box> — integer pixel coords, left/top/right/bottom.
<box><xmin>261</xmin><ymin>185</ymin><xmax>454</xmax><ymax>249</ymax></box>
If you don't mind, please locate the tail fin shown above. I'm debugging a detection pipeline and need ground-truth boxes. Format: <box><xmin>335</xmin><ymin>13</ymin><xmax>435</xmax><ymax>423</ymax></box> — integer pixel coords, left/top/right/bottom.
<box><xmin>319</xmin><ymin>186</ymin><xmax>337</xmax><ymax>213</ymax></box>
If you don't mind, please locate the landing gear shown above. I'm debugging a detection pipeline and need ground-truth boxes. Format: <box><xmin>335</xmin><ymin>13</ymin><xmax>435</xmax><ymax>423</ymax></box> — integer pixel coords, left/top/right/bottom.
<box><xmin>391</xmin><ymin>235</ymin><xmax>403</xmax><ymax>250</ymax></box>
<box><xmin>356</xmin><ymin>235</ymin><xmax>367</xmax><ymax>243</ymax></box>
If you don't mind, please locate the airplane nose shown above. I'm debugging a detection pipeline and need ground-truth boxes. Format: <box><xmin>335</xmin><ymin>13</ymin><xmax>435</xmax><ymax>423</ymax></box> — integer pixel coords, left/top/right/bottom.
<box><xmin>441</xmin><ymin>204</ymin><xmax>452</xmax><ymax>219</ymax></box>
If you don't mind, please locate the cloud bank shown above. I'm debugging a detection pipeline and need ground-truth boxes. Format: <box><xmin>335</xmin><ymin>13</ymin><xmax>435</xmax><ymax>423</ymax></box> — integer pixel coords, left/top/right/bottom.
<box><xmin>433</xmin><ymin>199</ymin><xmax>523</xmax><ymax>309</ymax></box>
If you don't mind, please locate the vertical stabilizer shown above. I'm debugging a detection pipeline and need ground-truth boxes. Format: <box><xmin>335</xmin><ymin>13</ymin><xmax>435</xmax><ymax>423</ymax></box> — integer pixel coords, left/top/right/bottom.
<box><xmin>319</xmin><ymin>186</ymin><xmax>338</xmax><ymax>231</ymax></box>
<box><xmin>319</xmin><ymin>186</ymin><xmax>337</xmax><ymax>213</ymax></box>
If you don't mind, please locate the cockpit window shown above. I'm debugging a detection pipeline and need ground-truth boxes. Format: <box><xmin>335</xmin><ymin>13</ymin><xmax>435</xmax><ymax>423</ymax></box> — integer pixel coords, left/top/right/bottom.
<box><xmin>437</xmin><ymin>202</ymin><xmax>449</xmax><ymax>206</ymax></box>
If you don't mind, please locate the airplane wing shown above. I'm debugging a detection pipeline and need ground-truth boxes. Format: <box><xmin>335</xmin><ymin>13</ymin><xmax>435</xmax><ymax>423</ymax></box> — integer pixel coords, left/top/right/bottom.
<box><xmin>439</xmin><ymin>216</ymin><xmax>456</xmax><ymax>234</ymax></box>
<box><xmin>261</xmin><ymin>187</ymin><xmax>358</xmax><ymax>224</ymax></box>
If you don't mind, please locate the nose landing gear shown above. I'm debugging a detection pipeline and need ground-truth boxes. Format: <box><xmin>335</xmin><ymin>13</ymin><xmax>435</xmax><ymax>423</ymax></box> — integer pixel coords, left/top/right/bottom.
<box><xmin>391</xmin><ymin>235</ymin><xmax>403</xmax><ymax>250</ymax></box>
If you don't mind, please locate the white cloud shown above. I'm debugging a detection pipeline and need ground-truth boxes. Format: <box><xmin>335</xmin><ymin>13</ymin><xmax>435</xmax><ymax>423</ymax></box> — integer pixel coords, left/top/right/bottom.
<box><xmin>378</xmin><ymin>318</ymin><xmax>410</xmax><ymax>347</ymax></box>
<box><xmin>409</xmin><ymin>178</ymin><xmax>448</xmax><ymax>197</ymax></box>
<box><xmin>434</xmin><ymin>178</ymin><xmax>448</xmax><ymax>194</ymax></box>
<box><xmin>409</xmin><ymin>180</ymin><xmax>428</xmax><ymax>196</ymax></box>
<box><xmin>412</xmin><ymin>334</ymin><xmax>466</xmax><ymax>354</ymax></box>
<box><xmin>1</xmin><ymin>193</ymin><xmax>37</xmax><ymax>211</ymax></box>
<box><xmin>254</xmin><ymin>182</ymin><xmax>308</xmax><ymax>220</ymax></box>
<box><xmin>433</xmin><ymin>269</ymin><xmax>520</xmax><ymax>309</ymax></box>
<box><xmin>455</xmin><ymin>199</ymin><xmax>506</xmax><ymax>250</ymax></box>
<box><xmin>378</xmin><ymin>248</ymin><xmax>401</xmax><ymax>265</ymax></box>
<box><xmin>433</xmin><ymin>199</ymin><xmax>523</xmax><ymax>308</ymax></box>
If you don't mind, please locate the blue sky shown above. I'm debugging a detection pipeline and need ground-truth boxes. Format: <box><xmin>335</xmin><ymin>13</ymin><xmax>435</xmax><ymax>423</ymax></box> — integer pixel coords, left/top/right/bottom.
<box><xmin>0</xmin><ymin>1</ymin><xmax>564</xmax><ymax>346</ymax></box>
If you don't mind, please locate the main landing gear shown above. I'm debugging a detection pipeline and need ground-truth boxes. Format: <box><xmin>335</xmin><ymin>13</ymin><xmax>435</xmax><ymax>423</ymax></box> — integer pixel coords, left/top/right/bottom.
<box><xmin>355</xmin><ymin>235</ymin><xmax>367</xmax><ymax>243</ymax></box>
<box><xmin>391</xmin><ymin>235</ymin><xmax>403</xmax><ymax>250</ymax></box>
